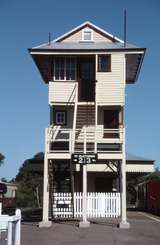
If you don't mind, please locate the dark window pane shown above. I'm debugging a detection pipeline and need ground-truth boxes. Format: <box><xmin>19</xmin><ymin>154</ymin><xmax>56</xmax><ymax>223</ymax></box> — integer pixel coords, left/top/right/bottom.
<box><xmin>104</xmin><ymin>110</ymin><xmax>119</xmax><ymax>128</ymax></box>
<box><xmin>98</xmin><ymin>55</ymin><xmax>111</xmax><ymax>72</ymax></box>
<box><xmin>56</xmin><ymin>111</ymin><xmax>66</xmax><ymax>125</ymax></box>
<box><xmin>66</xmin><ymin>57</ymin><xmax>76</xmax><ymax>80</ymax></box>
<box><xmin>70</xmin><ymin>69</ymin><xmax>75</xmax><ymax>80</ymax></box>
<box><xmin>54</xmin><ymin>57</ymin><xmax>76</xmax><ymax>80</ymax></box>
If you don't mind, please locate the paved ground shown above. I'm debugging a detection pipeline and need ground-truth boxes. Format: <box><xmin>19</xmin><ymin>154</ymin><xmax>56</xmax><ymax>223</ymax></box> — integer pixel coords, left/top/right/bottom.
<box><xmin>1</xmin><ymin>212</ymin><xmax>160</xmax><ymax>245</ymax></box>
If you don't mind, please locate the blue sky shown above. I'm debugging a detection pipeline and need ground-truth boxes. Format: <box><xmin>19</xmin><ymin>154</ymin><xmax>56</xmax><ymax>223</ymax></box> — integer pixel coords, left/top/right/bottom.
<box><xmin>0</xmin><ymin>0</ymin><xmax>160</xmax><ymax>179</ymax></box>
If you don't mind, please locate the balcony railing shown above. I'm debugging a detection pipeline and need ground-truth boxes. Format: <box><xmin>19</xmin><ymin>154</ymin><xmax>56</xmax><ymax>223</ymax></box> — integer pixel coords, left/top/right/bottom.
<box><xmin>46</xmin><ymin>126</ymin><xmax>124</xmax><ymax>154</ymax></box>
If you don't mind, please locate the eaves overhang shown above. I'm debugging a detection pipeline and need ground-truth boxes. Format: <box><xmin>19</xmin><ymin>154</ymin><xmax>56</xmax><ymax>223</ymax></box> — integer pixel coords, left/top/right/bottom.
<box><xmin>28</xmin><ymin>46</ymin><xmax>145</xmax><ymax>84</ymax></box>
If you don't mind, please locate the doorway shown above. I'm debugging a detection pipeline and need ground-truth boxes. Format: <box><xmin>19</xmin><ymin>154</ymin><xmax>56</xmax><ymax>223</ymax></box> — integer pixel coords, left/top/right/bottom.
<box><xmin>77</xmin><ymin>57</ymin><xmax>95</xmax><ymax>101</ymax></box>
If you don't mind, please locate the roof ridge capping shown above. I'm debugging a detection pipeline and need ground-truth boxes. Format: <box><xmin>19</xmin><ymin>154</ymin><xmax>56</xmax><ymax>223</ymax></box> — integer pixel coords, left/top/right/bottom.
<box><xmin>33</xmin><ymin>21</ymin><xmax>124</xmax><ymax>49</ymax></box>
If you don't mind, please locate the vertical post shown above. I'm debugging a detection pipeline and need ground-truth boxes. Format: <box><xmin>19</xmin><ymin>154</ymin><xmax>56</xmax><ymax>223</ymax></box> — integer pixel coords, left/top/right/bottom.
<box><xmin>15</xmin><ymin>209</ymin><xmax>21</xmax><ymax>245</ymax></box>
<box><xmin>72</xmin><ymin>83</ymin><xmax>78</xmax><ymax>153</ymax></box>
<box><xmin>0</xmin><ymin>198</ymin><xmax>2</xmax><ymax>239</ymax></box>
<box><xmin>119</xmin><ymin>128</ymin><xmax>130</xmax><ymax>228</ymax></box>
<box><xmin>0</xmin><ymin>200</ymin><xmax>2</xmax><ymax>215</ymax></box>
<box><xmin>79</xmin><ymin>126</ymin><xmax>90</xmax><ymax>228</ymax></box>
<box><xmin>7</xmin><ymin>222</ymin><xmax>12</xmax><ymax>245</ymax></box>
<box><xmin>94</xmin><ymin>55</ymin><xmax>98</xmax><ymax>153</ymax></box>
<box><xmin>0</xmin><ymin>193</ymin><xmax>3</xmax><ymax>216</ymax></box>
<box><xmin>39</xmin><ymin>129</ymin><xmax>52</xmax><ymax>227</ymax></box>
<box><xmin>69</xmin><ymin>130</ymin><xmax>72</xmax><ymax>154</ymax></box>
<box><xmin>119</xmin><ymin>54</ymin><xmax>130</xmax><ymax>228</ymax></box>
<box><xmin>83</xmin><ymin>126</ymin><xmax>87</xmax><ymax>154</ymax></box>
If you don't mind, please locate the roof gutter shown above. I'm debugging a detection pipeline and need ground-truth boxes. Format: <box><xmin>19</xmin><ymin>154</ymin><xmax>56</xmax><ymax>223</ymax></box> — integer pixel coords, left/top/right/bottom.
<box><xmin>28</xmin><ymin>47</ymin><xmax>146</xmax><ymax>55</ymax></box>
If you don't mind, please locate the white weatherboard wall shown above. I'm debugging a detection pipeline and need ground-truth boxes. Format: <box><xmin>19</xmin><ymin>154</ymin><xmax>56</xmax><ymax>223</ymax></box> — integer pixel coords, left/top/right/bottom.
<box><xmin>96</xmin><ymin>53</ymin><xmax>125</xmax><ymax>105</ymax></box>
<box><xmin>49</xmin><ymin>81</ymin><xmax>76</xmax><ymax>104</ymax></box>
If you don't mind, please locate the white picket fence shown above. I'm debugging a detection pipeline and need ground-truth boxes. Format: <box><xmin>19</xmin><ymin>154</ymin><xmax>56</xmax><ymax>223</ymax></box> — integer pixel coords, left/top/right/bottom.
<box><xmin>0</xmin><ymin>209</ymin><xmax>21</xmax><ymax>245</ymax></box>
<box><xmin>53</xmin><ymin>192</ymin><xmax>121</xmax><ymax>218</ymax></box>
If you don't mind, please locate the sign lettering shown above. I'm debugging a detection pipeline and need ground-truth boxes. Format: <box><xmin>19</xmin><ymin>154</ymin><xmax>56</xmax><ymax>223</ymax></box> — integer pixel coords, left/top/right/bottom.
<box><xmin>72</xmin><ymin>154</ymin><xmax>97</xmax><ymax>164</ymax></box>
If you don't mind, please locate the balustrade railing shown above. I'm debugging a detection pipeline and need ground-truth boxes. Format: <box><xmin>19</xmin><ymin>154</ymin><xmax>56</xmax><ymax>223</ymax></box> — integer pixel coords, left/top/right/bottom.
<box><xmin>46</xmin><ymin>127</ymin><xmax>123</xmax><ymax>154</ymax></box>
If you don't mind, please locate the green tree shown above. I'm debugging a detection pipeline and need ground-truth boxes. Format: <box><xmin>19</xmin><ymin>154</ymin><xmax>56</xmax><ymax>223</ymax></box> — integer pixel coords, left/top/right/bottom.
<box><xmin>0</xmin><ymin>153</ymin><xmax>5</xmax><ymax>167</ymax></box>
<box><xmin>15</xmin><ymin>152</ymin><xmax>44</xmax><ymax>208</ymax></box>
<box><xmin>138</xmin><ymin>168</ymin><xmax>160</xmax><ymax>183</ymax></box>
<box><xmin>1</xmin><ymin>177</ymin><xmax>7</xmax><ymax>182</ymax></box>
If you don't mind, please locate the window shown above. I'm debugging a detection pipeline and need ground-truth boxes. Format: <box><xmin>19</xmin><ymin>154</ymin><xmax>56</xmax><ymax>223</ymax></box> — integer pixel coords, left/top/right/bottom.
<box><xmin>54</xmin><ymin>57</ymin><xmax>76</xmax><ymax>81</ymax></box>
<box><xmin>98</xmin><ymin>55</ymin><xmax>111</xmax><ymax>72</ymax></box>
<box><xmin>82</xmin><ymin>29</ymin><xmax>93</xmax><ymax>41</ymax></box>
<box><xmin>54</xmin><ymin>111</ymin><xmax>67</xmax><ymax>125</ymax></box>
<box><xmin>104</xmin><ymin>110</ymin><xmax>119</xmax><ymax>129</ymax></box>
<box><xmin>103</xmin><ymin>109</ymin><xmax>119</xmax><ymax>138</ymax></box>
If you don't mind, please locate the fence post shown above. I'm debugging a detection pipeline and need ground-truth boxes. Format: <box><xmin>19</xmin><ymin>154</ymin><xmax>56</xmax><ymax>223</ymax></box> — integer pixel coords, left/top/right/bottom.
<box><xmin>7</xmin><ymin>222</ymin><xmax>12</xmax><ymax>245</ymax></box>
<box><xmin>14</xmin><ymin>209</ymin><xmax>21</xmax><ymax>245</ymax></box>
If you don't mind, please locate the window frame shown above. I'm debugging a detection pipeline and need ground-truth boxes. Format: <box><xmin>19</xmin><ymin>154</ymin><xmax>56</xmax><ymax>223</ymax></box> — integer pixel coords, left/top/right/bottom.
<box><xmin>53</xmin><ymin>56</ymin><xmax>76</xmax><ymax>81</ymax></box>
<box><xmin>98</xmin><ymin>54</ymin><xmax>111</xmax><ymax>72</ymax></box>
<box><xmin>82</xmin><ymin>29</ymin><xmax>93</xmax><ymax>42</ymax></box>
<box><xmin>54</xmin><ymin>110</ymin><xmax>67</xmax><ymax>126</ymax></box>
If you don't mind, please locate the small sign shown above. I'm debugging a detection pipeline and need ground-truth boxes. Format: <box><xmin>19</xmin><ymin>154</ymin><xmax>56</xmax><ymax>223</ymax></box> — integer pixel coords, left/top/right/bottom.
<box><xmin>0</xmin><ymin>183</ymin><xmax>7</xmax><ymax>195</ymax></box>
<box><xmin>72</xmin><ymin>154</ymin><xmax>97</xmax><ymax>164</ymax></box>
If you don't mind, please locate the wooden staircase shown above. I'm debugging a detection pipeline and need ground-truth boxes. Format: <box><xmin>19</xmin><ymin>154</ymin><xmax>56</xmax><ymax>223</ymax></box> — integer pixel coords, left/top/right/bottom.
<box><xmin>76</xmin><ymin>104</ymin><xmax>95</xmax><ymax>129</ymax></box>
<box><xmin>74</xmin><ymin>104</ymin><xmax>96</xmax><ymax>152</ymax></box>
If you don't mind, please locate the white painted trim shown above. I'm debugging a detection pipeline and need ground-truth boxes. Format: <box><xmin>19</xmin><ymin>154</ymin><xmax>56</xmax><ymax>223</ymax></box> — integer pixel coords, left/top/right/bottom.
<box><xmin>126</xmin><ymin>164</ymin><xmax>154</xmax><ymax>172</ymax></box>
<box><xmin>49</xmin><ymin>102</ymin><xmax>75</xmax><ymax>106</ymax></box>
<box><xmin>46</xmin><ymin>153</ymin><xmax>71</xmax><ymax>159</ymax></box>
<box><xmin>81</xmin><ymin>28</ymin><xmax>94</xmax><ymax>42</ymax></box>
<box><xmin>97</xmin><ymin>102</ymin><xmax>124</xmax><ymax>106</ymax></box>
<box><xmin>75</xmin><ymin>163</ymin><xmax>154</xmax><ymax>172</ymax></box>
<box><xmin>98</xmin><ymin>153</ymin><xmax>123</xmax><ymax>159</ymax></box>
<box><xmin>30</xmin><ymin>51</ymin><xmax>145</xmax><ymax>55</ymax></box>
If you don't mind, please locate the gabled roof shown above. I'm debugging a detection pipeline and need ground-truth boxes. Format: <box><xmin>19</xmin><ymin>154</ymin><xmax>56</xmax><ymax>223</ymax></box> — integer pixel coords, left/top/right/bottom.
<box><xmin>33</xmin><ymin>21</ymin><xmax>124</xmax><ymax>49</ymax></box>
<box><xmin>52</xmin><ymin>21</ymin><xmax>124</xmax><ymax>43</ymax></box>
<box><xmin>29</xmin><ymin>21</ymin><xmax>146</xmax><ymax>84</ymax></box>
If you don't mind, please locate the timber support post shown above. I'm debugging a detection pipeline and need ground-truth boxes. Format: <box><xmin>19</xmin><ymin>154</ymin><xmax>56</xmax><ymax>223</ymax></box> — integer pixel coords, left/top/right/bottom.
<box><xmin>79</xmin><ymin>126</ymin><xmax>90</xmax><ymax>228</ymax></box>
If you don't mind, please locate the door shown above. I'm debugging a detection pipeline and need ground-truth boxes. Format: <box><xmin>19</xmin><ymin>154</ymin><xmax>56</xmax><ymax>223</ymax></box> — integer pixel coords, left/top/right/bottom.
<box><xmin>77</xmin><ymin>57</ymin><xmax>95</xmax><ymax>101</ymax></box>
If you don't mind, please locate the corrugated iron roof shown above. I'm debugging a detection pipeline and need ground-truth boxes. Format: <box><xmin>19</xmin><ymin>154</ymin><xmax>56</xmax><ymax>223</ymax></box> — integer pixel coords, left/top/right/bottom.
<box><xmin>31</xmin><ymin>41</ymin><xmax>139</xmax><ymax>51</ymax></box>
<box><xmin>126</xmin><ymin>153</ymin><xmax>154</xmax><ymax>162</ymax></box>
